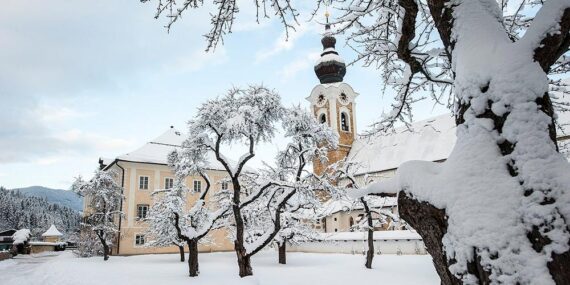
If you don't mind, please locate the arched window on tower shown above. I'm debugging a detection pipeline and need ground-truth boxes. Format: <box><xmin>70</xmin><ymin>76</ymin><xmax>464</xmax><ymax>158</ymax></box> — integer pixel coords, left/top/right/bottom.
<box><xmin>341</xmin><ymin>112</ymin><xmax>349</xmax><ymax>131</ymax></box>
<box><xmin>320</xmin><ymin>113</ymin><xmax>327</xmax><ymax>124</ymax></box>
<box><xmin>349</xmin><ymin>217</ymin><xmax>355</xmax><ymax>230</ymax></box>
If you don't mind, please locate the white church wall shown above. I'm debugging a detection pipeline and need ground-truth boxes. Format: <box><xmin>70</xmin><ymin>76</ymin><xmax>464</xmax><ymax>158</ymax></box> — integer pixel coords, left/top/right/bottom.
<box><xmin>289</xmin><ymin>231</ymin><xmax>427</xmax><ymax>255</ymax></box>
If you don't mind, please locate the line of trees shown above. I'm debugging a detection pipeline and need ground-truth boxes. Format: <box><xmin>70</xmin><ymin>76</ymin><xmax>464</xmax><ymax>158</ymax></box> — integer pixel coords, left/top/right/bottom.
<box><xmin>0</xmin><ymin>187</ymin><xmax>81</xmax><ymax>238</ymax></box>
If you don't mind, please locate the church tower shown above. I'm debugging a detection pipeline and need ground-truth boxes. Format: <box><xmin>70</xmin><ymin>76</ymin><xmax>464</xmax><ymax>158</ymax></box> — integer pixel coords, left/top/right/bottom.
<box><xmin>307</xmin><ymin>22</ymin><xmax>358</xmax><ymax>176</ymax></box>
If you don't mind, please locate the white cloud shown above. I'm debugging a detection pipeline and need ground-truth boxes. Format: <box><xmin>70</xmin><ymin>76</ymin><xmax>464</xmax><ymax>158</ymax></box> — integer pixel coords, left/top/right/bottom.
<box><xmin>279</xmin><ymin>51</ymin><xmax>321</xmax><ymax>81</ymax></box>
<box><xmin>35</xmin><ymin>157</ymin><xmax>60</xmax><ymax>166</ymax></box>
<box><xmin>58</xmin><ymin>129</ymin><xmax>134</xmax><ymax>152</ymax></box>
<box><xmin>0</xmin><ymin>95</ymin><xmax>133</xmax><ymax>164</ymax></box>
<box><xmin>232</xmin><ymin>0</ymin><xmax>272</xmax><ymax>32</ymax></box>
<box><xmin>255</xmin><ymin>23</ymin><xmax>317</xmax><ymax>63</ymax></box>
<box><xmin>166</xmin><ymin>46</ymin><xmax>228</xmax><ymax>74</ymax></box>
<box><xmin>36</xmin><ymin>105</ymin><xmax>90</xmax><ymax>123</ymax></box>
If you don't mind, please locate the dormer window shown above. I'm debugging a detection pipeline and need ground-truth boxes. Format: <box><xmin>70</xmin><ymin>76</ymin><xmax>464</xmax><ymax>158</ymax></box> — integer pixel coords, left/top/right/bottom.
<box><xmin>341</xmin><ymin>112</ymin><xmax>349</xmax><ymax>131</ymax></box>
<box><xmin>320</xmin><ymin>113</ymin><xmax>327</xmax><ymax>124</ymax></box>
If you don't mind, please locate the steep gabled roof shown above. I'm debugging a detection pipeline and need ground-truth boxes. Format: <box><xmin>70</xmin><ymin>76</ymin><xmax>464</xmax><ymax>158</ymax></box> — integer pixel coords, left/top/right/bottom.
<box><xmin>42</xmin><ymin>224</ymin><xmax>63</xmax><ymax>237</ymax></box>
<box><xmin>116</xmin><ymin>127</ymin><xmax>184</xmax><ymax>165</ymax></box>
<box><xmin>110</xmin><ymin>127</ymin><xmax>253</xmax><ymax>172</ymax></box>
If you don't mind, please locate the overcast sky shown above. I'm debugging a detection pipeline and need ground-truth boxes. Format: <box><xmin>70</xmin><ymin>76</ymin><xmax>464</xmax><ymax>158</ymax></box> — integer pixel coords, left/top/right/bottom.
<box><xmin>0</xmin><ymin>0</ymin><xmax>448</xmax><ymax>190</ymax></box>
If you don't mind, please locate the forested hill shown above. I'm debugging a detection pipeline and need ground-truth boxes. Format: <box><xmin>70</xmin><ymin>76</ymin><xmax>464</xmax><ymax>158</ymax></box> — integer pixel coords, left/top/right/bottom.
<box><xmin>0</xmin><ymin>187</ymin><xmax>81</xmax><ymax>238</ymax></box>
<box><xmin>11</xmin><ymin>186</ymin><xmax>83</xmax><ymax>212</ymax></box>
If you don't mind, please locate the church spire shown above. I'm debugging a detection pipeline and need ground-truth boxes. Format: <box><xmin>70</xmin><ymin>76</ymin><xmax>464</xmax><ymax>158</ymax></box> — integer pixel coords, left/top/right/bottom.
<box><xmin>314</xmin><ymin>12</ymin><xmax>346</xmax><ymax>84</ymax></box>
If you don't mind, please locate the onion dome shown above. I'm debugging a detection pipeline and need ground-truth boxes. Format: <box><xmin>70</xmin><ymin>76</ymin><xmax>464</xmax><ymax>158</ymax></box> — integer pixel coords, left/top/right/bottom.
<box><xmin>314</xmin><ymin>24</ymin><xmax>346</xmax><ymax>84</ymax></box>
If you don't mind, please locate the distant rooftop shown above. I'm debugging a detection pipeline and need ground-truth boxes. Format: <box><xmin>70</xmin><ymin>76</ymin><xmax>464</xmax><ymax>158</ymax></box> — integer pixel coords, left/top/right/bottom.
<box><xmin>42</xmin><ymin>224</ymin><xmax>62</xmax><ymax>237</ymax></box>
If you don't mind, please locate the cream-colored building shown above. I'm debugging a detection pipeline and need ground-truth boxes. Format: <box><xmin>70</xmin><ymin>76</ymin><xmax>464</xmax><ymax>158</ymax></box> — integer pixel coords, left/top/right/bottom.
<box><xmin>96</xmin><ymin>128</ymin><xmax>234</xmax><ymax>256</ymax></box>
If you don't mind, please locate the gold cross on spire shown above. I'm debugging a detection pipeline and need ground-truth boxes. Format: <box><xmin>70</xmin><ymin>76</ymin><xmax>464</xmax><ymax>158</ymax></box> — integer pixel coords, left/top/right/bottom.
<box><xmin>324</xmin><ymin>0</ymin><xmax>330</xmax><ymax>24</ymax></box>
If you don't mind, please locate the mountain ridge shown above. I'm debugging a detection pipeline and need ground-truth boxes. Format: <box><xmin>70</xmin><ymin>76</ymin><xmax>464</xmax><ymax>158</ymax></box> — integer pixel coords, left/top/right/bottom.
<box><xmin>10</xmin><ymin>186</ymin><xmax>83</xmax><ymax>212</ymax></box>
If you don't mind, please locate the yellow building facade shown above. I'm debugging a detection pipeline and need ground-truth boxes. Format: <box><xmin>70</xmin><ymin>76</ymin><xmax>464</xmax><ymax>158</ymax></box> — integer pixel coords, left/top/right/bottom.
<box><xmin>94</xmin><ymin>128</ymin><xmax>234</xmax><ymax>256</ymax></box>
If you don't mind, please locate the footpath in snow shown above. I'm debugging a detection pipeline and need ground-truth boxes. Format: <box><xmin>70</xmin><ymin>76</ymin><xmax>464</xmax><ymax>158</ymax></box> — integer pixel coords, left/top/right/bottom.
<box><xmin>0</xmin><ymin>251</ymin><xmax>439</xmax><ymax>285</ymax></box>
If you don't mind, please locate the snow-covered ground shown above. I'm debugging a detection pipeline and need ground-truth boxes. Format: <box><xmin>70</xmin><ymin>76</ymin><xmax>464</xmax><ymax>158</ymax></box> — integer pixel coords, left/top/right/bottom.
<box><xmin>0</xmin><ymin>251</ymin><xmax>439</xmax><ymax>284</ymax></box>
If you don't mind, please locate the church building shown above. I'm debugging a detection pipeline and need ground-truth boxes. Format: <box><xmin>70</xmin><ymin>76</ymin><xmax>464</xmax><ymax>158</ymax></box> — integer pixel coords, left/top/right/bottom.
<box><xmin>306</xmin><ymin>22</ymin><xmax>570</xmax><ymax>233</ymax></box>
<box><xmin>89</xmin><ymin>21</ymin><xmax>570</xmax><ymax>254</ymax></box>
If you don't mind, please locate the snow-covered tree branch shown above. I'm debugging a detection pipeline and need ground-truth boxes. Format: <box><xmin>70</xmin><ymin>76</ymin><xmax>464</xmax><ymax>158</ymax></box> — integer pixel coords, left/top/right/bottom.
<box><xmin>72</xmin><ymin>169</ymin><xmax>124</xmax><ymax>261</ymax></box>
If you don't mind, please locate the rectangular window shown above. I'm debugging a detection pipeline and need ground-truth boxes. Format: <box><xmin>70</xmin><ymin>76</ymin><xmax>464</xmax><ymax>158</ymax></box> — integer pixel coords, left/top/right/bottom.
<box><xmin>221</xmin><ymin>181</ymin><xmax>228</xmax><ymax>190</ymax></box>
<box><xmin>139</xmin><ymin>176</ymin><xmax>149</xmax><ymax>190</ymax></box>
<box><xmin>135</xmin><ymin>234</ymin><xmax>145</xmax><ymax>246</ymax></box>
<box><xmin>137</xmin><ymin>204</ymin><xmax>149</xmax><ymax>220</ymax></box>
<box><xmin>165</xmin><ymin>178</ymin><xmax>174</xmax><ymax>189</ymax></box>
<box><xmin>193</xmin><ymin>180</ymin><xmax>202</xmax><ymax>193</ymax></box>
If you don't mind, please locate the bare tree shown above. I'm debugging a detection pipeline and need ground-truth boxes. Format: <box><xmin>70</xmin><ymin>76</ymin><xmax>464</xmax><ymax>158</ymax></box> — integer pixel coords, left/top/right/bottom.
<box><xmin>146</xmin><ymin>186</ymin><xmax>187</xmax><ymax>263</ymax></box>
<box><xmin>329</xmin><ymin>159</ymin><xmax>398</xmax><ymax>269</ymax></box>
<box><xmin>240</xmin><ymin>105</ymin><xmax>339</xmax><ymax>265</ymax></box>
<box><xmin>72</xmin><ymin>170</ymin><xmax>124</xmax><ymax>261</ymax></box>
<box><xmin>167</xmin><ymin>137</ymin><xmax>232</xmax><ymax>277</ymax></box>
<box><xmin>179</xmin><ymin>85</ymin><xmax>283</xmax><ymax>277</ymax></box>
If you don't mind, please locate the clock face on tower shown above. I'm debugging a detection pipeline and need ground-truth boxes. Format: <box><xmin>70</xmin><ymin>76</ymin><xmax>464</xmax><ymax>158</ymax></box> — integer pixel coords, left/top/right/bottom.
<box><xmin>317</xmin><ymin>94</ymin><xmax>326</xmax><ymax>106</ymax></box>
<box><xmin>339</xmin><ymin>93</ymin><xmax>348</xmax><ymax>104</ymax></box>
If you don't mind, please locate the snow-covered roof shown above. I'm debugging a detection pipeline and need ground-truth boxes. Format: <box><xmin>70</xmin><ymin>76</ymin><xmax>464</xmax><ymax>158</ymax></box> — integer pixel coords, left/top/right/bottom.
<box><xmin>12</xmin><ymin>229</ymin><xmax>31</xmax><ymax>244</ymax></box>
<box><xmin>42</xmin><ymin>225</ymin><xmax>63</xmax><ymax>237</ymax></box>
<box><xmin>315</xmin><ymin>53</ymin><xmax>345</xmax><ymax>66</ymax></box>
<box><xmin>116</xmin><ymin>127</ymin><xmax>184</xmax><ymax>165</ymax></box>
<box><xmin>349</xmin><ymin>114</ymin><xmax>456</xmax><ymax>175</ymax></box>
<box><xmin>112</xmin><ymin>127</ymin><xmax>252</xmax><ymax>172</ymax></box>
<box><xmin>350</xmin><ymin>112</ymin><xmax>570</xmax><ymax>175</ymax></box>
<box><xmin>319</xmin><ymin>197</ymin><xmax>397</xmax><ymax>216</ymax></box>
<box><xmin>319</xmin><ymin>230</ymin><xmax>422</xmax><ymax>241</ymax></box>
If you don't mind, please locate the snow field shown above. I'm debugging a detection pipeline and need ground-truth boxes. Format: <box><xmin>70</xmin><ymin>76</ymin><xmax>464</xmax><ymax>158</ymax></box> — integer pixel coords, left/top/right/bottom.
<box><xmin>0</xmin><ymin>251</ymin><xmax>439</xmax><ymax>285</ymax></box>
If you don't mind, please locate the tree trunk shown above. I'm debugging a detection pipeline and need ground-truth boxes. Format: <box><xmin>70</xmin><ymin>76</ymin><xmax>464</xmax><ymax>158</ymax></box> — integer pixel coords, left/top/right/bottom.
<box><xmin>178</xmin><ymin>245</ymin><xmax>185</xmax><ymax>262</ymax></box>
<box><xmin>95</xmin><ymin>231</ymin><xmax>110</xmax><ymax>261</ymax></box>
<box><xmin>362</xmin><ymin>199</ymin><xmax>374</xmax><ymax>269</ymax></box>
<box><xmin>396</xmin><ymin>92</ymin><xmax>570</xmax><ymax>284</ymax></box>
<box><xmin>398</xmin><ymin>192</ymin><xmax>461</xmax><ymax>285</ymax></box>
<box><xmin>236</xmin><ymin>243</ymin><xmax>253</xmax><ymax>277</ymax></box>
<box><xmin>278</xmin><ymin>242</ymin><xmax>286</xmax><ymax>264</ymax></box>
<box><xmin>188</xmin><ymin>240</ymin><xmax>199</xmax><ymax>277</ymax></box>
<box><xmin>365</xmin><ymin>230</ymin><xmax>374</xmax><ymax>269</ymax></box>
<box><xmin>232</xmin><ymin>181</ymin><xmax>254</xmax><ymax>277</ymax></box>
